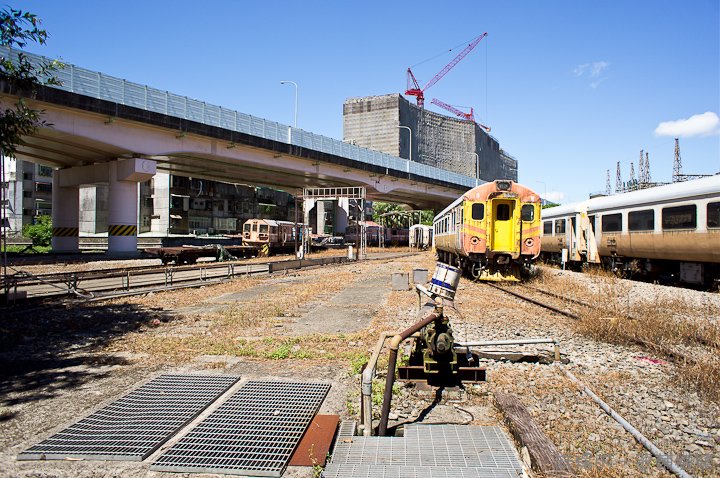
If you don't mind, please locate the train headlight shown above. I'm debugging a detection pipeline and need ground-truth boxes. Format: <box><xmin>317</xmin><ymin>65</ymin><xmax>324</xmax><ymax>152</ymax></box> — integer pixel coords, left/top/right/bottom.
<box><xmin>496</xmin><ymin>180</ymin><xmax>511</xmax><ymax>191</ymax></box>
<box><xmin>470</xmin><ymin>236</ymin><xmax>480</xmax><ymax>245</ymax></box>
<box><xmin>524</xmin><ymin>238</ymin><xmax>534</xmax><ymax>247</ymax></box>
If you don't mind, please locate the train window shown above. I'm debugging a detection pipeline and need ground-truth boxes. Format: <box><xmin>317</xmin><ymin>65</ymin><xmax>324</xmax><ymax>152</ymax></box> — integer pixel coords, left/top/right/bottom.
<box><xmin>543</xmin><ymin>221</ymin><xmax>553</xmax><ymax>235</ymax></box>
<box><xmin>521</xmin><ymin>204</ymin><xmax>534</xmax><ymax>221</ymax></box>
<box><xmin>496</xmin><ymin>204</ymin><xmax>511</xmax><ymax>221</ymax></box>
<box><xmin>555</xmin><ymin>219</ymin><xmax>566</xmax><ymax>234</ymax></box>
<box><xmin>588</xmin><ymin>215</ymin><xmax>596</xmax><ymax>233</ymax></box>
<box><xmin>243</xmin><ymin>223</ymin><xmax>250</xmax><ymax>232</ymax></box>
<box><xmin>629</xmin><ymin>210</ymin><xmax>654</xmax><ymax>231</ymax></box>
<box><xmin>270</xmin><ymin>226</ymin><xmax>277</xmax><ymax>234</ymax></box>
<box><xmin>471</xmin><ymin>203</ymin><xmax>484</xmax><ymax>220</ymax></box>
<box><xmin>601</xmin><ymin>214</ymin><xmax>622</xmax><ymax>232</ymax></box>
<box><xmin>662</xmin><ymin>205</ymin><xmax>696</xmax><ymax>230</ymax></box>
<box><xmin>708</xmin><ymin>202</ymin><xmax>720</xmax><ymax>228</ymax></box>
<box><xmin>259</xmin><ymin>225</ymin><xmax>269</xmax><ymax>234</ymax></box>
<box><xmin>252</xmin><ymin>223</ymin><xmax>257</xmax><ymax>232</ymax></box>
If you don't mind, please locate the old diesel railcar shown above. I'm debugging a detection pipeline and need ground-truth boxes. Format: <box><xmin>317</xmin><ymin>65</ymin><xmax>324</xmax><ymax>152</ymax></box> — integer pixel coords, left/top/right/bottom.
<box><xmin>541</xmin><ymin>175</ymin><xmax>720</xmax><ymax>285</ymax></box>
<box><xmin>434</xmin><ymin>180</ymin><xmax>542</xmax><ymax>281</ymax></box>
<box><xmin>242</xmin><ymin>219</ymin><xmax>297</xmax><ymax>254</ymax></box>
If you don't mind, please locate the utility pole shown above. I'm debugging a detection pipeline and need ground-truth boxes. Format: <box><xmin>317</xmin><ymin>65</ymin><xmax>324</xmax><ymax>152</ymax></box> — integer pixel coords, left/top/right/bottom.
<box><xmin>605</xmin><ymin>170</ymin><xmax>611</xmax><ymax>196</ymax></box>
<box><xmin>673</xmin><ymin>138</ymin><xmax>684</xmax><ymax>182</ymax></box>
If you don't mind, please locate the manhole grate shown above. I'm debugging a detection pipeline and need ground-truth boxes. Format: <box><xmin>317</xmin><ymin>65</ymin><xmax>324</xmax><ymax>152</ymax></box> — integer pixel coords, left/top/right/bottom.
<box><xmin>324</xmin><ymin>425</ymin><xmax>523</xmax><ymax>477</ymax></box>
<box><xmin>322</xmin><ymin>464</ymin><xmax>523</xmax><ymax>478</ymax></box>
<box><xmin>151</xmin><ymin>380</ymin><xmax>330</xmax><ymax>477</ymax></box>
<box><xmin>18</xmin><ymin>374</ymin><xmax>240</xmax><ymax>461</ymax></box>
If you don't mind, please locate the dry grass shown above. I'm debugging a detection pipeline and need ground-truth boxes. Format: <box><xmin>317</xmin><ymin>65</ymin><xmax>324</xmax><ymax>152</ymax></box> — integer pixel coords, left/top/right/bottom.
<box><xmin>535</xmin><ymin>270</ymin><xmax>720</xmax><ymax>402</ymax></box>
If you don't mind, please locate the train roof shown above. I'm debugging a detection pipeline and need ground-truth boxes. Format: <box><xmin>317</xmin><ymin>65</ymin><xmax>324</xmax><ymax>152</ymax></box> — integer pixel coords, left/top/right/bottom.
<box><xmin>409</xmin><ymin>224</ymin><xmax>432</xmax><ymax>230</ymax></box>
<box><xmin>542</xmin><ymin>175</ymin><xmax>720</xmax><ymax>218</ymax></box>
<box><xmin>434</xmin><ymin>180</ymin><xmax>541</xmax><ymax>221</ymax></box>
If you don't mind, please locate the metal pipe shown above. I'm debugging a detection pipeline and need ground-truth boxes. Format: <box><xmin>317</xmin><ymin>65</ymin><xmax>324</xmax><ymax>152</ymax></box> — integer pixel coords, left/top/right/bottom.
<box><xmin>456</xmin><ymin>338</ymin><xmax>557</xmax><ymax>347</ymax></box>
<box><xmin>560</xmin><ymin>366</ymin><xmax>692</xmax><ymax>478</ymax></box>
<box><xmin>378</xmin><ymin>309</ymin><xmax>442</xmax><ymax>436</ymax></box>
<box><xmin>360</xmin><ymin>332</ymin><xmax>396</xmax><ymax>436</ymax></box>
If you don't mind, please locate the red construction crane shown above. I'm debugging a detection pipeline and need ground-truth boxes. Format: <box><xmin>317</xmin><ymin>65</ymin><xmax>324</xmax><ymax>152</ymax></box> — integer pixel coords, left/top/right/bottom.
<box><xmin>430</xmin><ymin>98</ymin><xmax>491</xmax><ymax>132</ymax></box>
<box><xmin>405</xmin><ymin>32</ymin><xmax>487</xmax><ymax>108</ymax></box>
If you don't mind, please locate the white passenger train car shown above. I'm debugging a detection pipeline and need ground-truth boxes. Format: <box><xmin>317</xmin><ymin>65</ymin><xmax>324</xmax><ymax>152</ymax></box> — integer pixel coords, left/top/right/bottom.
<box><xmin>409</xmin><ymin>224</ymin><xmax>433</xmax><ymax>249</ymax></box>
<box><xmin>541</xmin><ymin>175</ymin><xmax>720</xmax><ymax>285</ymax></box>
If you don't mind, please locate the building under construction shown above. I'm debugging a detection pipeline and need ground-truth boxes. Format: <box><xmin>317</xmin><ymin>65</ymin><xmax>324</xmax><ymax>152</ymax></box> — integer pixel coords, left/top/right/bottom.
<box><xmin>343</xmin><ymin>94</ymin><xmax>517</xmax><ymax>183</ymax></box>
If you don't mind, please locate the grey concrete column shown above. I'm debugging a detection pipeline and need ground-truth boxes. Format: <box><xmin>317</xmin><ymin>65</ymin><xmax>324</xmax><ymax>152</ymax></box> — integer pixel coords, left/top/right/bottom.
<box><xmin>51</xmin><ymin>172</ymin><xmax>80</xmax><ymax>252</ymax></box>
<box><xmin>107</xmin><ymin>162</ymin><xmax>139</xmax><ymax>254</ymax></box>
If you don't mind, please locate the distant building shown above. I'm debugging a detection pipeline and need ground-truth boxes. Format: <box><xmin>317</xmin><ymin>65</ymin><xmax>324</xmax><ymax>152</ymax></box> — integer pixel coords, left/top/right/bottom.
<box><xmin>1</xmin><ymin>157</ymin><xmax>53</xmax><ymax>235</ymax></box>
<box><xmin>343</xmin><ymin>94</ymin><xmax>518</xmax><ymax>182</ymax></box>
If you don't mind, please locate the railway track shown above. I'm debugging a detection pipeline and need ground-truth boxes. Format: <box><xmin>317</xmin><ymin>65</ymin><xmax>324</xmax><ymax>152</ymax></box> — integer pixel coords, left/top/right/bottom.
<box><xmin>2</xmin><ymin>252</ymin><xmax>415</xmax><ymax>303</ymax></box>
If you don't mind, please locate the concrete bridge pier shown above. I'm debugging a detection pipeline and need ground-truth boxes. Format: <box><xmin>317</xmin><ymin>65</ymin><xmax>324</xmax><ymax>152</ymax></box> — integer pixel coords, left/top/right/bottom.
<box><xmin>53</xmin><ymin>158</ymin><xmax>156</xmax><ymax>255</ymax></box>
<box><xmin>107</xmin><ymin>159</ymin><xmax>156</xmax><ymax>254</ymax></box>
<box><xmin>51</xmin><ymin>173</ymin><xmax>80</xmax><ymax>252</ymax></box>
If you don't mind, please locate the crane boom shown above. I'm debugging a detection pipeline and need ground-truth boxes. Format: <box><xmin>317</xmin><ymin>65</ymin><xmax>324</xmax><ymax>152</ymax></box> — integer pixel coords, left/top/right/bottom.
<box><xmin>405</xmin><ymin>32</ymin><xmax>488</xmax><ymax>107</ymax></box>
<box><xmin>430</xmin><ymin>98</ymin><xmax>491</xmax><ymax>132</ymax></box>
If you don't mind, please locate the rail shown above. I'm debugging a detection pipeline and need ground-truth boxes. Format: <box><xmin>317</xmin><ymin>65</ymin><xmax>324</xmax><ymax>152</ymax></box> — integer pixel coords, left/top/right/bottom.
<box><xmin>1</xmin><ymin>256</ymin><xmax>352</xmax><ymax>301</ymax></box>
<box><xmin>1</xmin><ymin>46</ymin><xmax>476</xmax><ymax>189</ymax></box>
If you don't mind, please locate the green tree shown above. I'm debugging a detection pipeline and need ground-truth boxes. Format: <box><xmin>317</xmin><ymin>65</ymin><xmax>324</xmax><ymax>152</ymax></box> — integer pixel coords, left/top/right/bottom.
<box><xmin>23</xmin><ymin>214</ymin><xmax>52</xmax><ymax>246</ymax></box>
<box><xmin>1</xmin><ymin>7</ymin><xmax>63</xmax><ymax>157</ymax></box>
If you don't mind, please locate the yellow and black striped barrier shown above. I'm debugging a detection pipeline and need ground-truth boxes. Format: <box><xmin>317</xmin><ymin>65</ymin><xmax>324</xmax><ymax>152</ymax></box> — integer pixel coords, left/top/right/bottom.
<box><xmin>261</xmin><ymin>244</ymin><xmax>270</xmax><ymax>256</ymax></box>
<box><xmin>108</xmin><ymin>224</ymin><xmax>137</xmax><ymax>236</ymax></box>
<box><xmin>52</xmin><ymin>227</ymin><xmax>79</xmax><ymax>237</ymax></box>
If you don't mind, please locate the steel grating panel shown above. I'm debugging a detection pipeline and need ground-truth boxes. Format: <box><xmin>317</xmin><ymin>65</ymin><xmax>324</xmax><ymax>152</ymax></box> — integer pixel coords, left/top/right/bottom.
<box><xmin>151</xmin><ymin>380</ymin><xmax>330</xmax><ymax>477</ymax></box>
<box><xmin>18</xmin><ymin>374</ymin><xmax>240</xmax><ymax>461</ymax></box>
<box><xmin>322</xmin><ymin>464</ymin><xmax>523</xmax><ymax>478</ymax></box>
<box><xmin>326</xmin><ymin>425</ymin><xmax>523</xmax><ymax>477</ymax></box>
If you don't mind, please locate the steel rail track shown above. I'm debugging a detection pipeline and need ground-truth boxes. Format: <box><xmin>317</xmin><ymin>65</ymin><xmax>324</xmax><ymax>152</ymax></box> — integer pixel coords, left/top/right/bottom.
<box><xmin>2</xmin><ymin>252</ymin><xmax>416</xmax><ymax>303</ymax></box>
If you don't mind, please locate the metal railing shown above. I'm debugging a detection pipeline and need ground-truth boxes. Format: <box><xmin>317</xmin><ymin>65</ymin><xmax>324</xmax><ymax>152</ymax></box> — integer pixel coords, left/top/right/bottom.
<box><xmin>1</xmin><ymin>46</ymin><xmax>475</xmax><ymax>189</ymax></box>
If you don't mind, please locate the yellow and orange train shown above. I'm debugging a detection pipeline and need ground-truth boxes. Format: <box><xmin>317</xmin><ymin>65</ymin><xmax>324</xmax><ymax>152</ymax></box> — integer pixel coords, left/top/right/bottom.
<box><xmin>433</xmin><ymin>180</ymin><xmax>542</xmax><ymax>281</ymax></box>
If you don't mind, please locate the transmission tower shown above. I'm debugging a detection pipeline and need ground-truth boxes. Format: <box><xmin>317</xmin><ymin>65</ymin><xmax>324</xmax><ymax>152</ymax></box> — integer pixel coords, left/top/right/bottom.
<box><xmin>673</xmin><ymin>138</ymin><xmax>684</xmax><ymax>182</ymax></box>
<box><xmin>638</xmin><ymin>149</ymin><xmax>646</xmax><ymax>184</ymax></box>
<box><xmin>645</xmin><ymin>151</ymin><xmax>651</xmax><ymax>184</ymax></box>
<box><xmin>605</xmin><ymin>169</ymin><xmax>611</xmax><ymax>195</ymax></box>
<box><xmin>615</xmin><ymin>161</ymin><xmax>622</xmax><ymax>193</ymax></box>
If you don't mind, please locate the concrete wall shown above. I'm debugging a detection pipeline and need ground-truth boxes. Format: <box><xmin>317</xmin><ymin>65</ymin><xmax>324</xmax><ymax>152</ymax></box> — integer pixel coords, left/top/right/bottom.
<box><xmin>343</xmin><ymin>94</ymin><xmax>518</xmax><ymax>184</ymax></box>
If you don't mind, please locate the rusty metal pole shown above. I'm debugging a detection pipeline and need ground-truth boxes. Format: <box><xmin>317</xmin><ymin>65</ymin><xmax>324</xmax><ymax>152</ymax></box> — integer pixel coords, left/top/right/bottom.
<box><xmin>378</xmin><ymin>308</ymin><xmax>442</xmax><ymax>436</ymax></box>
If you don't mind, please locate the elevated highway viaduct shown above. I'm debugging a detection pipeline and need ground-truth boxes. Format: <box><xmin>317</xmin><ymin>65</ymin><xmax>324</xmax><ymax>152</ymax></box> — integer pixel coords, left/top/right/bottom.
<box><xmin>0</xmin><ymin>47</ymin><xmax>478</xmax><ymax>253</ymax></box>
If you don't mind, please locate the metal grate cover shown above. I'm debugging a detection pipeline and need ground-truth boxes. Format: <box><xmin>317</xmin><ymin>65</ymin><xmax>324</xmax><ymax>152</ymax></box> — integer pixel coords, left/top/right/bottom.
<box><xmin>322</xmin><ymin>464</ymin><xmax>523</xmax><ymax>478</ymax></box>
<box><xmin>18</xmin><ymin>374</ymin><xmax>240</xmax><ymax>461</ymax></box>
<box><xmin>151</xmin><ymin>380</ymin><xmax>330</xmax><ymax>477</ymax></box>
<box><xmin>324</xmin><ymin>425</ymin><xmax>523</xmax><ymax>478</ymax></box>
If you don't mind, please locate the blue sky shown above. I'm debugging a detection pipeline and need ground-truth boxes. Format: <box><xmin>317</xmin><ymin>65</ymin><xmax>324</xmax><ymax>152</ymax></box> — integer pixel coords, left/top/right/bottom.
<box><xmin>16</xmin><ymin>0</ymin><xmax>720</xmax><ymax>204</ymax></box>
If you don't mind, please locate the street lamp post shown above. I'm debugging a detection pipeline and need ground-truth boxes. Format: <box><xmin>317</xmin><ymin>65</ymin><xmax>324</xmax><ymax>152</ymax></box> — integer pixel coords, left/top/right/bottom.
<box><xmin>468</xmin><ymin>152</ymin><xmax>479</xmax><ymax>186</ymax></box>
<box><xmin>398</xmin><ymin>125</ymin><xmax>412</xmax><ymax>173</ymax></box>
<box><xmin>536</xmin><ymin>181</ymin><xmax>547</xmax><ymax>205</ymax></box>
<box><xmin>280</xmin><ymin>81</ymin><xmax>298</xmax><ymax>128</ymax></box>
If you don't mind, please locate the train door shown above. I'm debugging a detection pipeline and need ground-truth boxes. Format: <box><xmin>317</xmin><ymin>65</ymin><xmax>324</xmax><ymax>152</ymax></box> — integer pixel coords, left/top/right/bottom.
<box><xmin>568</xmin><ymin>216</ymin><xmax>579</xmax><ymax>260</ymax></box>
<box><xmin>490</xmin><ymin>199</ymin><xmax>515</xmax><ymax>252</ymax></box>
<box><xmin>586</xmin><ymin>214</ymin><xmax>599</xmax><ymax>263</ymax></box>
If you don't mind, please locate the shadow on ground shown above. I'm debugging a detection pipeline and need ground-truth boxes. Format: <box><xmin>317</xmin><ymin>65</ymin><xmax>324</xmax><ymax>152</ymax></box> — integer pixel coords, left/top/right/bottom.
<box><xmin>0</xmin><ymin>301</ymin><xmax>169</xmax><ymax>410</ymax></box>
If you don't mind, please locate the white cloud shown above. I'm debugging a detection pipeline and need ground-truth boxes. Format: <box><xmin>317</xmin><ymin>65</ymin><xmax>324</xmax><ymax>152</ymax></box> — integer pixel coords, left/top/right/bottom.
<box><xmin>543</xmin><ymin>191</ymin><xmax>565</xmax><ymax>203</ymax></box>
<box><xmin>654</xmin><ymin>112</ymin><xmax>720</xmax><ymax>137</ymax></box>
<box><xmin>574</xmin><ymin>61</ymin><xmax>609</xmax><ymax>78</ymax></box>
